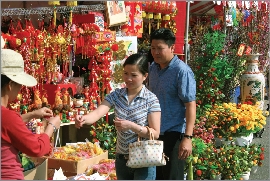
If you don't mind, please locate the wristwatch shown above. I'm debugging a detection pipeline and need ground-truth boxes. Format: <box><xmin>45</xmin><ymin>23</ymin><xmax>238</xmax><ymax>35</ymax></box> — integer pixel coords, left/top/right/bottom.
<box><xmin>183</xmin><ymin>135</ymin><xmax>193</xmax><ymax>139</ymax></box>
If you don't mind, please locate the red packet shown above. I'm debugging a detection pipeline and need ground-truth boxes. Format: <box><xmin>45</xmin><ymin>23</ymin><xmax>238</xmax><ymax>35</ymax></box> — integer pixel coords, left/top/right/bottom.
<box><xmin>237</xmin><ymin>44</ymin><xmax>245</xmax><ymax>56</ymax></box>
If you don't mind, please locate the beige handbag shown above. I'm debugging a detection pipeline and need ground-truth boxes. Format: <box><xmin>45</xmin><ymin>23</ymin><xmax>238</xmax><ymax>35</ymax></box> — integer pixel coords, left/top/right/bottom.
<box><xmin>126</xmin><ymin>126</ymin><xmax>169</xmax><ymax>168</ymax></box>
<box><xmin>105</xmin><ymin>1</ymin><xmax>127</xmax><ymax>27</ymax></box>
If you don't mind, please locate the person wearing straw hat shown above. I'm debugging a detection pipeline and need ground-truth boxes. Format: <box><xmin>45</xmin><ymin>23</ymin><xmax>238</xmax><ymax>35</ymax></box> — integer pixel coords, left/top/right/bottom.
<box><xmin>1</xmin><ymin>45</ymin><xmax>61</xmax><ymax>179</ymax></box>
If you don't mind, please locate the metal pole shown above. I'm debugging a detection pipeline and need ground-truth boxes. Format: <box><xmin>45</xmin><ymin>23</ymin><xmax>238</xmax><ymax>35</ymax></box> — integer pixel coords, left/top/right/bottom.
<box><xmin>184</xmin><ymin>1</ymin><xmax>190</xmax><ymax>64</ymax></box>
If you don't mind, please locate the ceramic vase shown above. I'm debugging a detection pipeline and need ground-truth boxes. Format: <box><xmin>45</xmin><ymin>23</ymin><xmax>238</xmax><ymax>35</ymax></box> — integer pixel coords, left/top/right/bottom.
<box><xmin>240</xmin><ymin>54</ymin><xmax>265</xmax><ymax>110</ymax></box>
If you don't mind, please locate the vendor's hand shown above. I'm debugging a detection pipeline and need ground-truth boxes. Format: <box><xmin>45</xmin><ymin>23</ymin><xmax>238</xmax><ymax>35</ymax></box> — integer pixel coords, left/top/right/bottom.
<box><xmin>114</xmin><ymin>117</ymin><xmax>131</xmax><ymax>132</ymax></box>
<box><xmin>75</xmin><ymin>115</ymin><xmax>86</xmax><ymax>129</ymax></box>
<box><xmin>34</xmin><ymin>107</ymin><xmax>53</xmax><ymax>118</ymax></box>
<box><xmin>48</xmin><ymin>115</ymin><xmax>61</xmax><ymax>129</ymax></box>
<box><xmin>178</xmin><ymin>138</ymin><xmax>192</xmax><ymax>160</ymax></box>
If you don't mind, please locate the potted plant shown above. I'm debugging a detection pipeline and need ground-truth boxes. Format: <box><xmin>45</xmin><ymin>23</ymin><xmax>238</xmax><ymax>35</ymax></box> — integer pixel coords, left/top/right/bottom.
<box><xmin>205</xmin><ymin>102</ymin><xmax>268</xmax><ymax>145</ymax></box>
<box><xmin>186</xmin><ymin>137</ymin><xmax>208</xmax><ymax>180</ymax></box>
<box><xmin>249</xmin><ymin>144</ymin><xmax>265</xmax><ymax>174</ymax></box>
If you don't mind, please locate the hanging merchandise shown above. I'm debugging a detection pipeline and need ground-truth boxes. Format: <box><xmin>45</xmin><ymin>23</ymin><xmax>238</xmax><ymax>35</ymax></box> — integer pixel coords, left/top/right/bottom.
<box><xmin>1</xmin><ymin>3</ymin><xmax>120</xmax><ymax>115</ymax></box>
<box><xmin>142</xmin><ymin>1</ymin><xmax>177</xmax><ymax>34</ymax></box>
<box><xmin>111</xmin><ymin>36</ymin><xmax>137</xmax><ymax>90</ymax></box>
<box><xmin>121</xmin><ymin>1</ymin><xmax>143</xmax><ymax>37</ymax></box>
<box><xmin>240</xmin><ymin>54</ymin><xmax>265</xmax><ymax>110</ymax></box>
<box><xmin>66</xmin><ymin>1</ymin><xmax>77</xmax><ymax>7</ymax></box>
<box><xmin>1</xmin><ymin>33</ymin><xmax>21</xmax><ymax>49</ymax></box>
<box><xmin>105</xmin><ymin>1</ymin><xmax>127</xmax><ymax>27</ymax></box>
<box><xmin>48</xmin><ymin>1</ymin><xmax>60</xmax><ymax>6</ymax></box>
<box><xmin>144</xmin><ymin>1</ymin><xmax>154</xmax><ymax>34</ymax></box>
<box><xmin>88</xmin><ymin>12</ymin><xmax>105</xmax><ymax>31</ymax></box>
<box><xmin>66</xmin><ymin>1</ymin><xmax>78</xmax><ymax>24</ymax></box>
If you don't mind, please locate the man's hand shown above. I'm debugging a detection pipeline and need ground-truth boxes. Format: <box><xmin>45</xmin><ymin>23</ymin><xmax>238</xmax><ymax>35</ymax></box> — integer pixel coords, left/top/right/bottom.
<box><xmin>75</xmin><ymin>115</ymin><xmax>86</xmax><ymax>129</ymax></box>
<box><xmin>178</xmin><ymin>138</ymin><xmax>192</xmax><ymax>160</ymax></box>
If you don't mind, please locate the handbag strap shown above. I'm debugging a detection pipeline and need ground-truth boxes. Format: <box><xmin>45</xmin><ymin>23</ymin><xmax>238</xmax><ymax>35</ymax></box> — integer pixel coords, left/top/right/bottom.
<box><xmin>137</xmin><ymin>126</ymin><xmax>154</xmax><ymax>141</ymax></box>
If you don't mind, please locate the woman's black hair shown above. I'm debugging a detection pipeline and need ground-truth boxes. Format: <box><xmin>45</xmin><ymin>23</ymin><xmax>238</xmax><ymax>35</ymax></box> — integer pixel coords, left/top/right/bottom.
<box><xmin>123</xmin><ymin>53</ymin><xmax>148</xmax><ymax>75</ymax></box>
<box><xmin>1</xmin><ymin>74</ymin><xmax>11</xmax><ymax>88</ymax></box>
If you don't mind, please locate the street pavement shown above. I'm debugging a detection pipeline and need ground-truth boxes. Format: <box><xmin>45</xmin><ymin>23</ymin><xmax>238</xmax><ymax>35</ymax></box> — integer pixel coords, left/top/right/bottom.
<box><xmin>249</xmin><ymin>101</ymin><xmax>270</xmax><ymax>180</ymax></box>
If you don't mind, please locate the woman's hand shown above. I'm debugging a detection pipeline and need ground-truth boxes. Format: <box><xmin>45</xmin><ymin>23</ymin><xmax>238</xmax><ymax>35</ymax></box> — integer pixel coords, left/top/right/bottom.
<box><xmin>114</xmin><ymin>117</ymin><xmax>132</xmax><ymax>132</ymax></box>
<box><xmin>75</xmin><ymin>115</ymin><xmax>86</xmax><ymax>129</ymax></box>
<box><xmin>34</xmin><ymin>107</ymin><xmax>53</xmax><ymax>118</ymax></box>
<box><xmin>45</xmin><ymin>115</ymin><xmax>61</xmax><ymax>137</ymax></box>
<box><xmin>48</xmin><ymin>115</ymin><xmax>61</xmax><ymax>129</ymax></box>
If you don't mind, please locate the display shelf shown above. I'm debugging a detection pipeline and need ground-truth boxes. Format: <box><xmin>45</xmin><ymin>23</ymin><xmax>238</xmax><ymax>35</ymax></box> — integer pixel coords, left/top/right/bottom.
<box><xmin>61</xmin><ymin>121</ymin><xmax>75</xmax><ymax>127</ymax></box>
<box><xmin>1</xmin><ymin>4</ymin><xmax>105</xmax><ymax>16</ymax></box>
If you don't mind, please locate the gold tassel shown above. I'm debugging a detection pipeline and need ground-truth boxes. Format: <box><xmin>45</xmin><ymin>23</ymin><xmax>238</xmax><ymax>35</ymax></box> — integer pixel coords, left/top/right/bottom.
<box><xmin>48</xmin><ymin>1</ymin><xmax>60</xmax><ymax>6</ymax></box>
<box><xmin>147</xmin><ymin>13</ymin><xmax>153</xmax><ymax>35</ymax></box>
<box><xmin>69</xmin><ymin>10</ymin><xmax>73</xmax><ymax>24</ymax></box>
<box><xmin>154</xmin><ymin>13</ymin><xmax>161</xmax><ymax>29</ymax></box>
<box><xmin>67</xmin><ymin>1</ymin><xmax>77</xmax><ymax>7</ymax></box>
<box><xmin>53</xmin><ymin>8</ymin><xmax>57</xmax><ymax>28</ymax></box>
<box><xmin>142</xmin><ymin>11</ymin><xmax>146</xmax><ymax>18</ymax></box>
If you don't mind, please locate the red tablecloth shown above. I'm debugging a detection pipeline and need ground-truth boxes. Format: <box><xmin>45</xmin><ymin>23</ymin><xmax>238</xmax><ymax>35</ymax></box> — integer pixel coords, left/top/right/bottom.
<box><xmin>42</xmin><ymin>84</ymin><xmax>76</xmax><ymax>105</ymax></box>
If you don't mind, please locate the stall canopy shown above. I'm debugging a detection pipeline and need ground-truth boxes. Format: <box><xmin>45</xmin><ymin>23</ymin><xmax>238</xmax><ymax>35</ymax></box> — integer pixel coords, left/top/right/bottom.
<box><xmin>190</xmin><ymin>1</ymin><xmax>217</xmax><ymax>15</ymax></box>
<box><xmin>190</xmin><ymin>1</ymin><xmax>269</xmax><ymax>16</ymax></box>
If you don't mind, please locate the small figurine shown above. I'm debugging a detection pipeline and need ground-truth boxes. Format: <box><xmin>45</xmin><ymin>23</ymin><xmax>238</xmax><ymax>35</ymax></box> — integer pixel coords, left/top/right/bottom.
<box><xmin>62</xmin><ymin>90</ymin><xmax>71</xmax><ymax>111</ymax></box>
<box><xmin>34</xmin><ymin>89</ymin><xmax>42</xmax><ymax>109</ymax></box>
<box><xmin>73</xmin><ymin>94</ymin><xmax>84</xmax><ymax>108</ymax></box>
<box><xmin>82</xmin><ymin>85</ymin><xmax>90</xmax><ymax>103</ymax></box>
<box><xmin>42</xmin><ymin>91</ymin><xmax>50</xmax><ymax>108</ymax></box>
<box><xmin>53</xmin><ymin>90</ymin><xmax>63</xmax><ymax>114</ymax></box>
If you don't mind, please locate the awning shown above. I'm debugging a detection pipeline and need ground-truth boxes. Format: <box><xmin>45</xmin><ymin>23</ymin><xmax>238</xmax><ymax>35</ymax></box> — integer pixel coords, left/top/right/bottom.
<box><xmin>190</xmin><ymin>1</ymin><xmax>269</xmax><ymax>16</ymax></box>
<box><xmin>190</xmin><ymin>1</ymin><xmax>217</xmax><ymax>15</ymax></box>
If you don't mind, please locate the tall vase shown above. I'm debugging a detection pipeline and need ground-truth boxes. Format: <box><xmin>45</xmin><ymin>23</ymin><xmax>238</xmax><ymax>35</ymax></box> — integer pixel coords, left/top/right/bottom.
<box><xmin>240</xmin><ymin>54</ymin><xmax>265</xmax><ymax>110</ymax></box>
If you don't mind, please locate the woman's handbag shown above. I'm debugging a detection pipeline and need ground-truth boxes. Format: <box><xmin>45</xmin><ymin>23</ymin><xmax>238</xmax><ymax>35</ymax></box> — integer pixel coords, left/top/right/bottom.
<box><xmin>126</xmin><ymin>126</ymin><xmax>169</xmax><ymax>168</ymax></box>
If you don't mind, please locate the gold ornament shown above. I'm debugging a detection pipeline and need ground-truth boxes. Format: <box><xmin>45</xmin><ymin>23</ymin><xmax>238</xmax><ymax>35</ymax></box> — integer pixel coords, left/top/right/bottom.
<box><xmin>67</xmin><ymin>1</ymin><xmax>77</xmax><ymax>7</ymax></box>
<box><xmin>112</xmin><ymin>63</ymin><xmax>124</xmax><ymax>84</ymax></box>
<box><xmin>48</xmin><ymin>1</ymin><xmax>60</xmax><ymax>6</ymax></box>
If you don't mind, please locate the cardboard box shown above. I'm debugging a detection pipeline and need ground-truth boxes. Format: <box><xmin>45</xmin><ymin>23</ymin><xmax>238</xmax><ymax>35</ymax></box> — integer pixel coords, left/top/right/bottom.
<box><xmin>33</xmin><ymin>151</ymin><xmax>108</xmax><ymax>175</ymax></box>
<box><xmin>23</xmin><ymin>159</ymin><xmax>48</xmax><ymax>180</ymax></box>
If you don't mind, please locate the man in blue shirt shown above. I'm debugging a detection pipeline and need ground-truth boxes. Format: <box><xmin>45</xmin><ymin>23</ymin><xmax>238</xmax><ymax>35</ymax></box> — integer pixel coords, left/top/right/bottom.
<box><xmin>148</xmin><ymin>28</ymin><xmax>196</xmax><ymax>180</ymax></box>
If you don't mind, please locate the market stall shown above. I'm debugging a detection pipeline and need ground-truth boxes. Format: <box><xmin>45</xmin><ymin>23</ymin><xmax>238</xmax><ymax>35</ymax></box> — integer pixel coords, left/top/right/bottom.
<box><xmin>1</xmin><ymin>1</ymin><xmax>182</xmax><ymax>179</ymax></box>
<box><xmin>2</xmin><ymin>1</ymin><xmax>269</xmax><ymax>180</ymax></box>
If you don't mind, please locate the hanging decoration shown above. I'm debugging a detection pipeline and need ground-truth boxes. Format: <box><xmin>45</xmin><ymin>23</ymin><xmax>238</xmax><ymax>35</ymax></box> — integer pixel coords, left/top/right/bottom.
<box><xmin>142</xmin><ymin>1</ymin><xmax>177</xmax><ymax>34</ymax></box>
<box><xmin>48</xmin><ymin>1</ymin><xmax>60</xmax><ymax>6</ymax></box>
<box><xmin>105</xmin><ymin>1</ymin><xmax>127</xmax><ymax>27</ymax></box>
<box><xmin>121</xmin><ymin>1</ymin><xmax>143</xmax><ymax>37</ymax></box>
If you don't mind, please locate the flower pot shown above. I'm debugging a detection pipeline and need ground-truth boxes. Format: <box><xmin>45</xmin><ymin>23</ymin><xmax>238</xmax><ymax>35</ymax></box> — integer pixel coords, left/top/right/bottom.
<box><xmin>235</xmin><ymin>133</ymin><xmax>253</xmax><ymax>146</ymax></box>
<box><xmin>251</xmin><ymin>165</ymin><xmax>259</xmax><ymax>174</ymax></box>
<box><xmin>239</xmin><ymin>172</ymin><xmax>250</xmax><ymax>180</ymax></box>
<box><xmin>240</xmin><ymin>54</ymin><xmax>265</xmax><ymax>110</ymax></box>
<box><xmin>215</xmin><ymin>137</ymin><xmax>234</xmax><ymax>147</ymax></box>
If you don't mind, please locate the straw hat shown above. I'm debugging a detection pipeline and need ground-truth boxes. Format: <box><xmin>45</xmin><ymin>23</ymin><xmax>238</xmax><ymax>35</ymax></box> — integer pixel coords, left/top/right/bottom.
<box><xmin>1</xmin><ymin>46</ymin><xmax>37</xmax><ymax>87</ymax></box>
